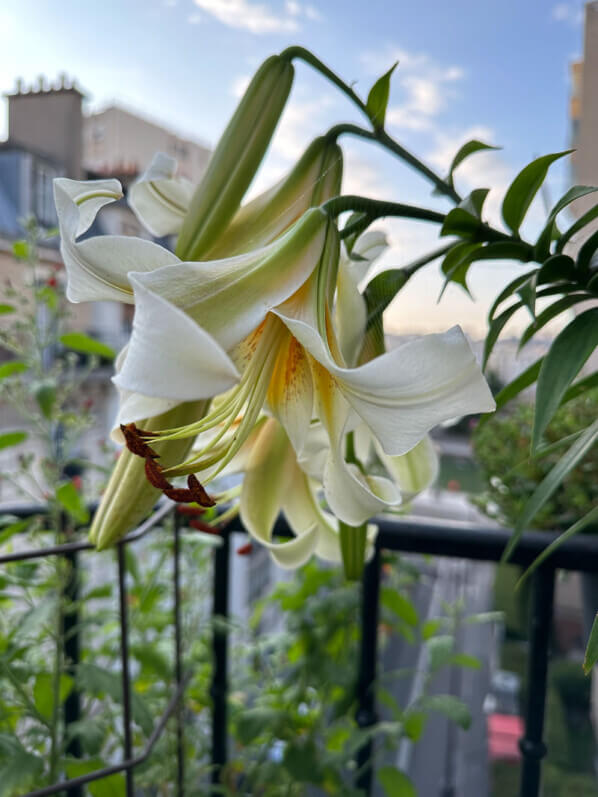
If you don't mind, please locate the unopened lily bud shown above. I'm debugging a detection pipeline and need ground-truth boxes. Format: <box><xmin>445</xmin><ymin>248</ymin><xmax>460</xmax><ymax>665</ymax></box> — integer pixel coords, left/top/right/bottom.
<box><xmin>206</xmin><ymin>135</ymin><xmax>343</xmax><ymax>258</ymax></box>
<box><xmin>176</xmin><ymin>55</ymin><xmax>294</xmax><ymax>261</ymax></box>
<box><xmin>90</xmin><ymin>400</ymin><xmax>208</xmax><ymax>550</ymax></box>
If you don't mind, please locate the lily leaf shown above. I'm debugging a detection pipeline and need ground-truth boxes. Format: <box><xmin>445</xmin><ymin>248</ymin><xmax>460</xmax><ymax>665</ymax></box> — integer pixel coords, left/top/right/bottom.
<box><xmin>483</xmin><ymin>300</ymin><xmax>524</xmax><ymax>368</ymax></box>
<box><xmin>378</xmin><ymin>766</ymin><xmax>416</xmax><ymax>797</ymax></box>
<box><xmin>502</xmin><ymin>151</ymin><xmax>573</xmax><ymax>234</ymax></box>
<box><xmin>576</xmin><ymin>229</ymin><xmax>598</xmax><ymax>275</ymax></box>
<box><xmin>488</xmin><ymin>271</ymin><xmax>538</xmax><ymax>321</ymax></box>
<box><xmin>447</xmin><ymin>139</ymin><xmax>500</xmax><ymax>186</ymax></box>
<box><xmin>537</xmin><ymin>254</ymin><xmax>576</xmax><ymax>284</ymax></box>
<box><xmin>60</xmin><ymin>332</ymin><xmax>115</xmax><ymax>361</ymax></box>
<box><xmin>532</xmin><ymin>308</ymin><xmax>598</xmax><ymax>449</ymax></box>
<box><xmin>534</xmin><ymin>185</ymin><xmax>598</xmax><ymax>260</ymax></box>
<box><xmin>366</xmin><ymin>62</ymin><xmax>397</xmax><ymax>129</ymax></box>
<box><xmin>518</xmin><ymin>294</ymin><xmax>590</xmax><ymax>350</ymax></box>
<box><xmin>503</xmin><ymin>419</ymin><xmax>598</xmax><ymax>563</ymax></box>
<box><xmin>557</xmin><ymin>204</ymin><xmax>598</xmax><ymax>253</ymax></box>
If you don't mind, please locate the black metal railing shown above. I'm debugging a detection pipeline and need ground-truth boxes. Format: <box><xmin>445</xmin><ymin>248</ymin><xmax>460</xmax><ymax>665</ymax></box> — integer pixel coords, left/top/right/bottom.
<box><xmin>2</xmin><ymin>502</ymin><xmax>598</xmax><ymax>797</ymax></box>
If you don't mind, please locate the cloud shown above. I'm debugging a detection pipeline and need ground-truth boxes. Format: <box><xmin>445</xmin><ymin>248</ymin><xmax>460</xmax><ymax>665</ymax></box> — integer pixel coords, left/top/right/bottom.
<box><xmin>361</xmin><ymin>45</ymin><xmax>465</xmax><ymax>133</ymax></box>
<box><xmin>187</xmin><ymin>11</ymin><xmax>202</xmax><ymax>23</ymax></box>
<box><xmin>193</xmin><ymin>0</ymin><xmax>320</xmax><ymax>33</ymax></box>
<box><xmin>551</xmin><ymin>2</ymin><xmax>583</xmax><ymax>25</ymax></box>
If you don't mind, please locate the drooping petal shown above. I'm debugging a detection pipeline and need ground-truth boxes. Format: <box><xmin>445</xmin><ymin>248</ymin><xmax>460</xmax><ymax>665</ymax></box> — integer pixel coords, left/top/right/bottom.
<box><xmin>311</xmin><ymin>358</ymin><xmax>401</xmax><ymax>526</ymax></box>
<box><xmin>54</xmin><ymin>177</ymin><xmax>178</xmax><ymax>303</ymax></box>
<box><xmin>375</xmin><ymin>434</ymin><xmax>440</xmax><ymax>501</ymax></box>
<box><xmin>113</xmin><ymin>276</ymin><xmax>239</xmax><ymax>401</ymax></box>
<box><xmin>128</xmin><ymin>153</ymin><xmax>194</xmax><ymax>237</ymax></box>
<box><xmin>275</xmin><ymin>289</ymin><xmax>495</xmax><ymax>457</ymax></box>
<box><xmin>335</xmin><ymin>230</ymin><xmax>388</xmax><ymax>366</ymax></box>
<box><xmin>131</xmin><ymin>207</ymin><xmax>327</xmax><ymax>351</ymax></box>
<box><xmin>240</xmin><ymin>419</ymin><xmax>318</xmax><ymax>569</ymax></box>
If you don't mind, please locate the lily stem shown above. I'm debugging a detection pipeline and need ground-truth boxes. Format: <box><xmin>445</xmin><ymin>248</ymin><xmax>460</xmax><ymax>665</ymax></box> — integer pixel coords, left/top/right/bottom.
<box><xmin>323</xmin><ymin>195</ymin><xmax>446</xmax><ymax>226</ymax></box>
<box><xmin>280</xmin><ymin>46</ymin><xmax>460</xmax><ymax>203</ymax></box>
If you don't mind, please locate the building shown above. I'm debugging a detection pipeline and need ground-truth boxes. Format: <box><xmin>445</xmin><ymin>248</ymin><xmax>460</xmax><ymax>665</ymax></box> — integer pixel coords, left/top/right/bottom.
<box><xmin>570</xmin><ymin>2</ymin><xmax>598</xmax><ymax>210</ymax></box>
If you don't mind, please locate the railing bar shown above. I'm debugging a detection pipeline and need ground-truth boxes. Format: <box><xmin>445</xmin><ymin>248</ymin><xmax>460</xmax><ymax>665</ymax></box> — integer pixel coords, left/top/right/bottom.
<box><xmin>174</xmin><ymin>511</ymin><xmax>185</xmax><ymax>796</ymax></box>
<box><xmin>518</xmin><ymin>566</ymin><xmax>555</xmax><ymax>797</ymax></box>
<box><xmin>355</xmin><ymin>541</ymin><xmax>382</xmax><ymax>795</ymax></box>
<box><xmin>23</xmin><ymin>676</ymin><xmax>191</xmax><ymax>797</ymax></box>
<box><xmin>62</xmin><ymin>538</ymin><xmax>82</xmax><ymax>797</ymax></box>
<box><xmin>117</xmin><ymin>543</ymin><xmax>134</xmax><ymax>797</ymax></box>
<box><xmin>211</xmin><ymin>528</ymin><xmax>230</xmax><ymax>790</ymax></box>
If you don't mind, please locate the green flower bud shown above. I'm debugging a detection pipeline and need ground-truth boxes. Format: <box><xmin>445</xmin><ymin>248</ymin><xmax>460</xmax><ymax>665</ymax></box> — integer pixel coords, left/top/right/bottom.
<box><xmin>176</xmin><ymin>55</ymin><xmax>294</xmax><ymax>261</ymax></box>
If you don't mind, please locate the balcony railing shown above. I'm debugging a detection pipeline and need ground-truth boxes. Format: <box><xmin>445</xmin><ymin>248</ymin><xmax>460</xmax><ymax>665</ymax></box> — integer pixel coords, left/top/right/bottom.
<box><xmin>2</xmin><ymin>502</ymin><xmax>598</xmax><ymax>797</ymax></box>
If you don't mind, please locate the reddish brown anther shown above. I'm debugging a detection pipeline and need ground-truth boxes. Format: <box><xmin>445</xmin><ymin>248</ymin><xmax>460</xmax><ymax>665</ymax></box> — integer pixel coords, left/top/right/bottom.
<box><xmin>144</xmin><ymin>457</ymin><xmax>173</xmax><ymax>491</ymax></box>
<box><xmin>236</xmin><ymin>542</ymin><xmax>253</xmax><ymax>556</ymax></box>
<box><xmin>187</xmin><ymin>474</ymin><xmax>217</xmax><ymax>507</ymax></box>
<box><xmin>120</xmin><ymin>423</ymin><xmax>159</xmax><ymax>459</ymax></box>
<box><xmin>189</xmin><ymin>518</ymin><xmax>222</xmax><ymax>534</ymax></box>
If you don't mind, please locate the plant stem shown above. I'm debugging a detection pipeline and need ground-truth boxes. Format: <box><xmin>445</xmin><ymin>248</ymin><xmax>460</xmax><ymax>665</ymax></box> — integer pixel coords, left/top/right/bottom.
<box><xmin>281</xmin><ymin>47</ymin><xmax>460</xmax><ymax>202</ymax></box>
<box><xmin>323</xmin><ymin>195</ymin><xmax>446</xmax><ymax>225</ymax></box>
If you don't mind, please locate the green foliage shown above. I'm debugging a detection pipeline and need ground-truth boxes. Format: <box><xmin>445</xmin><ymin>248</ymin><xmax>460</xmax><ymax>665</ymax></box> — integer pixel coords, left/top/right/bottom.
<box><xmin>59</xmin><ymin>333</ymin><xmax>115</xmax><ymax>362</ymax></box>
<box><xmin>378</xmin><ymin>765</ymin><xmax>416</xmax><ymax>796</ymax></box>
<box><xmin>365</xmin><ymin>63</ymin><xmax>397</xmax><ymax>129</ymax></box>
<box><xmin>446</xmin><ymin>139</ymin><xmax>499</xmax><ymax>188</ymax></box>
<box><xmin>473</xmin><ymin>392</ymin><xmax>598</xmax><ymax>532</ymax></box>
<box><xmin>55</xmin><ymin>482</ymin><xmax>90</xmax><ymax>525</ymax></box>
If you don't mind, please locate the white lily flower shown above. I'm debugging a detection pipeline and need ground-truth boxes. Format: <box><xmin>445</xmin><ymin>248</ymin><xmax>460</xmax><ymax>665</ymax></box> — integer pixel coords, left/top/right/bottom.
<box><xmin>128</xmin><ymin>152</ymin><xmax>194</xmax><ymax>237</ymax></box>
<box><xmin>335</xmin><ymin>230</ymin><xmax>388</xmax><ymax>366</ymax></box>
<box><xmin>115</xmin><ymin>217</ymin><xmax>494</xmax><ymax>530</ymax></box>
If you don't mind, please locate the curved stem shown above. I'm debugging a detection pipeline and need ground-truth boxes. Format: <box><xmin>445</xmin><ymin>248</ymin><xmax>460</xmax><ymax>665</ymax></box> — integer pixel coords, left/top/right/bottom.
<box><xmin>323</xmin><ymin>195</ymin><xmax>446</xmax><ymax>225</ymax></box>
<box><xmin>281</xmin><ymin>47</ymin><xmax>461</xmax><ymax>202</ymax></box>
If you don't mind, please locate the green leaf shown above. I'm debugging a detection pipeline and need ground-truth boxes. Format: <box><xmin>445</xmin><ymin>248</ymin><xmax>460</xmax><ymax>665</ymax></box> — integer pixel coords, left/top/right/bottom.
<box><xmin>11</xmin><ymin>240</ymin><xmax>29</xmax><ymax>260</ymax></box>
<box><xmin>33</xmin><ymin>672</ymin><xmax>74</xmax><ymax>721</ymax></box>
<box><xmin>440</xmin><ymin>207</ymin><xmax>481</xmax><ymax>239</ymax></box>
<box><xmin>451</xmin><ymin>653</ymin><xmax>481</xmax><ymax>670</ymax></box>
<box><xmin>34</xmin><ymin>382</ymin><xmax>56</xmax><ymax>419</ymax></box>
<box><xmin>532</xmin><ymin>308</ymin><xmax>598</xmax><ymax>448</ymax></box>
<box><xmin>503</xmin><ymin>419</ymin><xmax>598</xmax><ymax>563</ymax></box>
<box><xmin>459</xmin><ymin>188</ymin><xmax>490</xmax><ymax>218</ymax></box>
<box><xmin>447</xmin><ymin>139</ymin><xmax>500</xmax><ymax>185</ymax></box>
<box><xmin>440</xmin><ymin>242</ymin><xmax>481</xmax><ymax>297</ymax></box>
<box><xmin>557</xmin><ymin>204</ymin><xmax>598</xmax><ymax>253</ymax></box>
<box><xmin>535</xmin><ymin>185</ymin><xmax>598</xmax><ymax>259</ymax></box>
<box><xmin>236</xmin><ymin>707</ymin><xmax>286</xmax><ymax>745</ymax></box>
<box><xmin>483</xmin><ymin>300</ymin><xmax>524</xmax><ymax>368</ymax></box>
<box><xmin>381</xmin><ymin>587</ymin><xmax>419</xmax><ymax>627</ymax></box>
<box><xmin>0</xmin><ymin>361</ymin><xmax>27</xmax><ymax>379</ymax></box>
<box><xmin>0</xmin><ymin>518</ymin><xmax>31</xmax><ymax>545</ymax></box>
<box><xmin>422</xmin><ymin>618</ymin><xmax>442</xmax><ymax>639</ymax></box>
<box><xmin>576</xmin><ymin>229</ymin><xmax>598</xmax><ymax>275</ymax></box>
<box><xmin>56</xmin><ymin>482</ymin><xmax>90</xmax><ymax>525</ymax></box>
<box><xmin>366</xmin><ymin>62</ymin><xmax>397</xmax><ymax>128</ymax></box>
<box><xmin>488</xmin><ymin>270</ymin><xmax>537</xmax><ymax>322</ymax></box>
<box><xmin>422</xmin><ymin>694</ymin><xmax>471</xmax><ymax>729</ymax></box>
<box><xmin>76</xmin><ymin>663</ymin><xmax>153</xmax><ymax>735</ymax></box>
<box><xmin>584</xmin><ymin>614</ymin><xmax>598</xmax><ymax>675</ymax></box>
<box><xmin>365</xmin><ymin>269</ymin><xmax>409</xmax><ymax>330</ymax></box>
<box><xmin>0</xmin><ymin>304</ymin><xmax>15</xmax><ymax>315</ymax></box>
<box><xmin>427</xmin><ymin>634</ymin><xmax>455</xmax><ymax>672</ymax></box>
<box><xmin>0</xmin><ymin>431</ymin><xmax>27</xmax><ymax>450</ymax></box>
<box><xmin>0</xmin><ymin>734</ymin><xmax>44</xmax><ymax>797</ymax></box>
<box><xmin>403</xmin><ymin>711</ymin><xmax>426</xmax><ymax>741</ymax></box>
<box><xmin>516</xmin><ymin>272</ymin><xmax>538</xmax><ymax>318</ymax></box>
<box><xmin>537</xmin><ymin>254</ymin><xmax>576</xmax><ymax>284</ymax></box>
<box><xmin>502</xmin><ymin>151</ymin><xmax>573</xmax><ymax>234</ymax></box>
<box><xmin>518</xmin><ymin>294</ymin><xmax>589</xmax><ymax>350</ymax></box>
<box><xmin>60</xmin><ymin>332</ymin><xmax>115</xmax><ymax>361</ymax></box>
<box><xmin>283</xmin><ymin>739</ymin><xmax>321</xmax><ymax>783</ymax></box>
<box><xmin>561</xmin><ymin>370</ymin><xmax>598</xmax><ymax>403</ymax></box>
<box><xmin>378</xmin><ymin>766</ymin><xmax>416</xmax><ymax>797</ymax></box>
<box><xmin>520</xmin><ymin>505</ymin><xmax>598</xmax><ymax>588</ymax></box>
<box><xmin>65</xmin><ymin>759</ymin><xmax>125</xmax><ymax>797</ymax></box>
<box><xmin>131</xmin><ymin>643</ymin><xmax>172</xmax><ymax>680</ymax></box>
<box><xmin>488</xmin><ymin>357</ymin><xmax>544</xmax><ymax>416</ymax></box>
<box><xmin>473</xmin><ymin>241</ymin><xmax>533</xmax><ymax>266</ymax></box>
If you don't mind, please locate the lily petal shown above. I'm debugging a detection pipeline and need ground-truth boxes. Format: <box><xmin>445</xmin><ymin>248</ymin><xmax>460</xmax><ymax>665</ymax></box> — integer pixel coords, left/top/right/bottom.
<box><xmin>275</xmin><ymin>290</ymin><xmax>495</xmax><ymax>457</ymax></box>
<box><xmin>113</xmin><ymin>276</ymin><xmax>239</xmax><ymax>400</ymax></box>
<box><xmin>375</xmin><ymin>434</ymin><xmax>439</xmax><ymax>501</ymax></box>
<box><xmin>240</xmin><ymin>419</ymin><xmax>318</xmax><ymax>569</ymax></box>
<box><xmin>267</xmin><ymin>330</ymin><xmax>313</xmax><ymax>454</ymax></box>
<box><xmin>54</xmin><ymin>177</ymin><xmax>178</xmax><ymax>303</ymax></box>
<box><xmin>128</xmin><ymin>153</ymin><xmax>194</xmax><ymax>237</ymax></box>
<box><xmin>131</xmin><ymin>207</ymin><xmax>327</xmax><ymax>351</ymax></box>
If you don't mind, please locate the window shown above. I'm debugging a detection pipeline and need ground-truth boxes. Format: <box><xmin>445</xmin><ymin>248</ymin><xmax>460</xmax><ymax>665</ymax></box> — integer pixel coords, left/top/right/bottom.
<box><xmin>34</xmin><ymin>163</ymin><xmax>57</xmax><ymax>226</ymax></box>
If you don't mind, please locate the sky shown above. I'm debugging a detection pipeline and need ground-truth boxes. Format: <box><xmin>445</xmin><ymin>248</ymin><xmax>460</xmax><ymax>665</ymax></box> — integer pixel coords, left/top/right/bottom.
<box><xmin>0</xmin><ymin>0</ymin><xmax>589</xmax><ymax>339</ymax></box>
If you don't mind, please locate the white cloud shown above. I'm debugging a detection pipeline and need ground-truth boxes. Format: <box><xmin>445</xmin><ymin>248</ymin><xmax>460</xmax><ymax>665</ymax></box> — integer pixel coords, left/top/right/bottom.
<box><xmin>230</xmin><ymin>73</ymin><xmax>251</xmax><ymax>98</ymax></box>
<box><xmin>551</xmin><ymin>2</ymin><xmax>583</xmax><ymax>25</ymax></box>
<box><xmin>193</xmin><ymin>0</ymin><xmax>321</xmax><ymax>33</ymax></box>
<box><xmin>361</xmin><ymin>45</ymin><xmax>465</xmax><ymax>133</ymax></box>
<box><xmin>187</xmin><ymin>11</ymin><xmax>202</xmax><ymax>23</ymax></box>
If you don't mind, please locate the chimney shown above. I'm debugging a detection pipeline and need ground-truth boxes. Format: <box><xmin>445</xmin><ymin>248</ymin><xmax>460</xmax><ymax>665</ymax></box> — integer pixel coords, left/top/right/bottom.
<box><xmin>6</xmin><ymin>74</ymin><xmax>85</xmax><ymax>178</ymax></box>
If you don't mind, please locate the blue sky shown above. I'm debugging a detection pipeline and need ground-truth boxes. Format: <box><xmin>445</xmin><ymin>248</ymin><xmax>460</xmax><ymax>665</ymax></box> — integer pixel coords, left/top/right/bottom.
<box><xmin>0</xmin><ymin>0</ymin><xmax>588</xmax><ymax>337</ymax></box>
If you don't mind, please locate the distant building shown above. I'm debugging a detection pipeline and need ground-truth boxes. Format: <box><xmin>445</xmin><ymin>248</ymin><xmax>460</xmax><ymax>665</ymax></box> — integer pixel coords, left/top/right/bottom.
<box><xmin>570</xmin><ymin>2</ymin><xmax>598</xmax><ymax>210</ymax></box>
